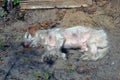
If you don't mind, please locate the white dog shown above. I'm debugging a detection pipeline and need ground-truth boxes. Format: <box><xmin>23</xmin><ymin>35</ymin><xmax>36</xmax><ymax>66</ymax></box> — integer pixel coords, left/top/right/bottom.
<box><xmin>23</xmin><ymin>26</ymin><xmax>108</xmax><ymax>61</ymax></box>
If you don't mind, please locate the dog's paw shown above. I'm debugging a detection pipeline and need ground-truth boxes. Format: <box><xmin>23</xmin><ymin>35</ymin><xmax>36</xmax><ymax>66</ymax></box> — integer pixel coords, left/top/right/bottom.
<box><xmin>60</xmin><ymin>53</ymin><xmax>67</xmax><ymax>60</ymax></box>
<box><xmin>80</xmin><ymin>54</ymin><xmax>89</xmax><ymax>60</ymax></box>
<box><xmin>80</xmin><ymin>53</ymin><xmax>98</xmax><ymax>61</ymax></box>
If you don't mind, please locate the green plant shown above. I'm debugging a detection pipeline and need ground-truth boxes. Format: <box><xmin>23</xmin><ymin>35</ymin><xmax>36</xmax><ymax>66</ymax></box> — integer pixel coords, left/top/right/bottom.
<box><xmin>13</xmin><ymin>0</ymin><xmax>20</xmax><ymax>5</ymax></box>
<box><xmin>42</xmin><ymin>70</ymin><xmax>50</xmax><ymax>80</ymax></box>
<box><xmin>33</xmin><ymin>70</ymin><xmax>50</xmax><ymax>80</ymax></box>
<box><xmin>22</xmin><ymin>57</ymin><xmax>30</xmax><ymax>62</ymax></box>
<box><xmin>0</xmin><ymin>41</ymin><xmax>6</xmax><ymax>46</ymax></box>
<box><xmin>67</xmin><ymin>66</ymin><xmax>75</xmax><ymax>73</ymax></box>
<box><xmin>33</xmin><ymin>71</ymin><xmax>41</xmax><ymax>80</ymax></box>
<box><xmin>0</xmin><ymin>10</ymin><xmax>7</xmax><ymax>17</ymax></box>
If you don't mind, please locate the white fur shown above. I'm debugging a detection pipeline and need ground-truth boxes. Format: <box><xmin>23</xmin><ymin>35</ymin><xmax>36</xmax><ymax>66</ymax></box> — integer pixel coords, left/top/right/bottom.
<box><xmin>23</xmin><ymin>26</ymin><xmax>108</xmax><ymax>61</ymax></box>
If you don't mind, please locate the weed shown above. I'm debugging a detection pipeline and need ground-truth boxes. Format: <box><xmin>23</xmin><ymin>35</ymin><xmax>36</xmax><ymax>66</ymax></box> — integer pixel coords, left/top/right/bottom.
<box><xmin>42</xmin><ymin>70</ymin><xmax>50</xmax><ymax>80</ymax></box>
<box><xmin>33</xmin><ymin>70</ymin><xmax>51</xmax><ymax>80</ymax></box>
<box><xmin>33</xmin><ymin>71</ymin><xmax>41</xmax><ymax>80</ymax></box>
<box><xmin>67</xmin><ymin>65</ymin><xmax>75</xmax><ymax>73</ymax></box>
<box><xmin>22</xmin><ymin>57</ymin><xmax>30</xmax><ymax>62</ymax></box>
<box><xmin>0</xmin><ymin>41</ymin><xmax>6</xmax><ymax>46</ymax></box>
<box><xmin>0</xmin><ymin>10</ymin><xmax>7</xmax><ymax>17</ymax></box>
<box><xmin>13</xmin><ymin>0</ymin><xmax>20</xmax><ymax>5</ymax></box>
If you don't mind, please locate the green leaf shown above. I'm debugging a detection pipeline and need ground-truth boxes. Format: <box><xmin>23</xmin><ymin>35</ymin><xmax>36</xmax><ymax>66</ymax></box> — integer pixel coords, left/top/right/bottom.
<box><xmin>0</xmin><ymin>41</ymin><xmax>6</xmax><ymax>46</ymax></box>
<box><xmin>22</xmin><ymin>58</ymin><xmax>29</xmax><ymax>62</ymax></box>
<box><xmin>0</xmin><ymin>10</ymin><xmax>7</xmax><ymax>17</ymax></box>
<box><xmin>34</xmin><ymin>71</ymin><xmax>41</xmax><ymax>78</ymax></box>
<box><xmin>43</xmin><ymin>71</ymin><xmax>50</xmax><ymax>80</ymax></box>
<box><xmin>67</xmin><ymin>66</ymin><xmax>75</xmax><ymax>73</ymax></box>
<box><xmin>13</xmin><ymin>0</ymin><xmax>19</xmax><ymax>5</ymax></box>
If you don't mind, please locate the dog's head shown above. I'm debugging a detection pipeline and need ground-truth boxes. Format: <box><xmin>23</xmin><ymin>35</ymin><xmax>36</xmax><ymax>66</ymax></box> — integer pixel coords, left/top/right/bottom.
<box><xmin>22</xmin><ymin>24</ymin><xmax>41</xmax><ymax>48</ymax></box>
<box><xmin>22</xmin><ymin>32</ymin><xmax>35</xmax><ymax>48</ymax></box>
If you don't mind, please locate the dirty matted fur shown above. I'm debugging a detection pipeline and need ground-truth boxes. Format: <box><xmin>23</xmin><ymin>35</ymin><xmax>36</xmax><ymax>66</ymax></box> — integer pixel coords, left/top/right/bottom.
<box><xmin>23</xmin><ymin>26</ymin><xmax>108</xmax><ymax>61</ymax></box>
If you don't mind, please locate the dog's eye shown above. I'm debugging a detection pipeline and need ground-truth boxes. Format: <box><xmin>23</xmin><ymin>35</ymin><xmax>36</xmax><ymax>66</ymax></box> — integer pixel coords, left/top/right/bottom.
<box><xmin>28</xmin><ymin>34</ymin><xmax>32</xmax><ymax>39</ymax></box>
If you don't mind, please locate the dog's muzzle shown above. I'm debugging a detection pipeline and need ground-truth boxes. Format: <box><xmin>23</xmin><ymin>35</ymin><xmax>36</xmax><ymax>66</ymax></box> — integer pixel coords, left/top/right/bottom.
<box><xmin>22</xmin><ymin>42</ymin><xmax>31</xmax><ymax>48</ymax></box>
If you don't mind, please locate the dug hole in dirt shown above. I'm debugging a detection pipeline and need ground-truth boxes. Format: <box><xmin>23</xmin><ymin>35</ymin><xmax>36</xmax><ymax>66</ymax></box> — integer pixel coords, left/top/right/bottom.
<box><xmin>0</xmin><ymin>0</ymin><xmax>120</xmax><ymax>80</ymax></box>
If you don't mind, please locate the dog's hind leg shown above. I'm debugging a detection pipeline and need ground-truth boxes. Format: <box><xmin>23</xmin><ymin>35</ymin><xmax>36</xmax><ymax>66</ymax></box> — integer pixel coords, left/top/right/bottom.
<box><xmin>81</xmin><ymin>43</ymin><xmax>98</xmax><ymax>60</ymax></box>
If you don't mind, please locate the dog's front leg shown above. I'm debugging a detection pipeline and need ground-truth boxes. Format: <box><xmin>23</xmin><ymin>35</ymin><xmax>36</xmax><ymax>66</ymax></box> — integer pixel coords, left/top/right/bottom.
<box><xmin>55</xmin><ymin>38</ymin><xmax>66</xmax><ymax>60</ymax></box>
<box><xmin>40</xmin><ymin>45</ymin><xmax>54</xmax><ymax>62</ymax></box>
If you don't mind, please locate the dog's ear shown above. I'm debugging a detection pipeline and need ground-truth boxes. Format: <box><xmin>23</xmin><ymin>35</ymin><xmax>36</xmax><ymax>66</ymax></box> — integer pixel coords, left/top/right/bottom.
<box><xmin>24</xmin><ymin>32</ymin><xmax>32</xmax><ymax>39</ymax></box>
<box><xmin>24</xmin><ymin>32</ymin><xmax>29</xmax><ymax>39</ymax></box>
<box><xmin>28</xmin><ymin>24</ymin><xmax>39</xmax><ymax>36</ymax></box>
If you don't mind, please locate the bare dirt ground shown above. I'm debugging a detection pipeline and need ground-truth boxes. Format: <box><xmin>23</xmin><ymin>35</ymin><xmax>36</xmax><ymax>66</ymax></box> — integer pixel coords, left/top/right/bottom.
<box><xmin>0</xmin><ymin>1</ymin><xmax>120</xmax><ymax>80</ymax></box>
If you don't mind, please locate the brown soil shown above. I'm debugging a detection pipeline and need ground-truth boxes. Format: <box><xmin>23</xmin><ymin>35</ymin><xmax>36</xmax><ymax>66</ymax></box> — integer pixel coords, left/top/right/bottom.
<box><xmin>0</xmin><ymin>1</ymin><xmax>120</xmax><ymax>80</ymax></box>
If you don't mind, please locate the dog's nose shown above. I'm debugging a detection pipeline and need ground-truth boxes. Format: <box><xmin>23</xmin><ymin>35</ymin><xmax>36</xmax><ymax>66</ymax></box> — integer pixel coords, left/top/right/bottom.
<box><xmin>22</xmin><ymin>42</ymin><xmax>31</xmax><ymax>48</ymax></box>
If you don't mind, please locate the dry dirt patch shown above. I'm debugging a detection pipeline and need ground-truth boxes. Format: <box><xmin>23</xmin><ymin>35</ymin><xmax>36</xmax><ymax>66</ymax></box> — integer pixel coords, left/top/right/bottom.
<box><xmin>0</xmin><ymin>1</ymin><xmax>120</xmax><ymax>79</ymax></box>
